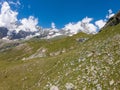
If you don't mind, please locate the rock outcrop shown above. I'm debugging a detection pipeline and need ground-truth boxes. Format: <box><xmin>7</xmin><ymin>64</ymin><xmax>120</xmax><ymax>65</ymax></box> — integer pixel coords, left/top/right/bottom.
<box><xmin>0</xmin><ymin>27</ymin><xmax>8</xmax><ymax>39</ymax></box>
<box><xmin>104</xmin><ymin>10</ymin><xmax>120</xmax><ymax>28</ymax></box>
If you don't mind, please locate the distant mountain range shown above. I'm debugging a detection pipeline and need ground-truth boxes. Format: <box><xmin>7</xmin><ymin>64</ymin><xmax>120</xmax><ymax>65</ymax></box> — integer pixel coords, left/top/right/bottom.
<box><xmin>0</xmin><ymin>24</ymin><xmax>96</xmax><ymax>40</ymax></box>
<box><xmin>1</xmin><ymin>10</ymin><xmax>120</xmax><ymax>40</ymax></box>
<box><xmin>0</xmin><ymin>17</ymin><xmax>107</xmax><ymax>40</ymax></box>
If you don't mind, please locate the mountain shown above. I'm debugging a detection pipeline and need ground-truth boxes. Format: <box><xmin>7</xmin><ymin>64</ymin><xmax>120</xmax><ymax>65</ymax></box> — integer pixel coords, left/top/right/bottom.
<box><xmin>0</xmin><ymin>26</ymin><xmax>64</xmax><ymax>40</ymax></box>
<box><xmin>0</xmin><ymin>27</ymin><xmax>9</xmax><ymax>39</ymax></box>
<box><xmin>0</xmin><ymin>12</ymin><xmax>120</xmax><ymax>90</ymax></box>
<box><xmin>7</xmin><ymin>30</ymin><xmax>38</xmax><ymax>40</ymax></box>
<box><xmin>104</xmin><ymin>10</ymin><xmax>120</xmax><ymax>28</ymax></box>
<box><xmin>0</xmin><ymin>18</ymin><xmax>98</xmax><ymax>40</ymax></box>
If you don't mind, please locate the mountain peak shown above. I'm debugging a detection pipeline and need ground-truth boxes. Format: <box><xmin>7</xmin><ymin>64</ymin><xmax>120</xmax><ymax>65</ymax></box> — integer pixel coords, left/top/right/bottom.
<box><xmin>104</xmin><ymin>10</ymin><xmax>120</xmax><ymax>27</ymax></box>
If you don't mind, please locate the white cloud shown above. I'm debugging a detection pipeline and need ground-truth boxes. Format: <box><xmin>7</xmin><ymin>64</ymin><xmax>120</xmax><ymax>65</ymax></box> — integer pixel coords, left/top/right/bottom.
<box><xmin>63</xmin><ymin>9</ymin><xmax>115</xmax><ymax>35</ymax></box>
<box><xmin>0</xmin><ymin>1</ymin><xmax>38</xmax><ymax>34</ymax></box>
<box><xmin>0</xmin><ymin>2</ymin><xmax>116</xmax><ymax>39</ymax></box>
<box><xmin>63</xmin><ymin>17</ymin><xmax>97</xmax><ymax>35</ymax></box>
<box><xmin>95</xmin><ymin>9</ymin><xmax>115</xmax><ymax>30</ymax></box>
<box><xmin>63</xmin><ymin>22</ymin><xmax>81</xmax><ymax>34</ymax></box>
<box><xmin>82</xmin><ymin>17</ymin><xmax>93</xmax><ymax>23</ymax></box>
<box><xmin>106</xmin><ymin>9</ymin><xmax>115</xmax><ymax>19</ymax></box>
<box><xmin>16</xmin><ymin>16</ymin><xmax>38</xmax><ymax>33</ymax></box>
<box><xmin>0</xmin><ymin>1</ymin><xmax>18</xmax><ymax>31</ymax></box>
<box><xmin>51</xmin><ymin>22</ymin><xmax>56</xmax><ymax>29</ymax></box>
<box><xmin>95</xmin><ymin>20</ymin><xmax>106</xmax><ymax>29</ymax></box>
<box><xmin>81</xmin><ymin>17</ymin><xmax>97</xmax><ymax>34</ymax></box>
<box><xmin>108</xmin><ymin>9</ymin><xmax>112</xmax><ymax>14</ymax></box>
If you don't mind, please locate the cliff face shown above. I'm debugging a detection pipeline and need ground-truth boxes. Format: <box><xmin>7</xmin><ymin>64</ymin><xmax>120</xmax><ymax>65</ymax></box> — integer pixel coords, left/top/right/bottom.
<box><xmin>104</xmin><ymin>11</ymin><xmax>120</xmax><ymax>27</ymax></box>
<box><xmin>0</xmin><ymin>27</ymin><xmax>8</xmax><ymax>39</ymax></box>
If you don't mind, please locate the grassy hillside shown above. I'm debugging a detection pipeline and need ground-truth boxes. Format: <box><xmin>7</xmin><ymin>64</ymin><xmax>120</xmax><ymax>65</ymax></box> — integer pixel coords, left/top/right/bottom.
<box><xmin>0</xmin><ymin>24</ymin><xmax>120</xmax><ymax>90</ymax></box>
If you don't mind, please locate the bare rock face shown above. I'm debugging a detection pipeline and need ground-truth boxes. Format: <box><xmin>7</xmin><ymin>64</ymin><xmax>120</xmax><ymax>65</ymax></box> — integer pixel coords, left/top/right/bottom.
<box><xmin>0</xmin><ymin>27</ymin><xmax>8</xmax><ymax>39</ymax></box>
<box><xmin>8</xmin><ymin>30</ymin><xmax>36</xmax><ymax>40</ymax></box>
<box><xmin>76</xmin><ymin>38</ymin><xmax>88</xmax><ymax>43</ymax></box>
<box><xmin>0</xmin><ymin>40</ymin><xmax>20</xmax><ymax>52</ymax></box>
<box><xmin>0</xmin><ymin>27</ymin><xmax>38</xmax><ymax>40</ymax></box>
<box><xmin>49</xmin><ymin>51</ymin><xmax>61</xmax><ymax>56</ymax></box>
<box><xmin>104</xmin><ymin>11</ymin><xmax>120</xmax><ymax>28</ymax></box>
<box><xmin>22</xmin><ymin>48</ymin><xmax>47</xmax><ymax>60</ymax></box>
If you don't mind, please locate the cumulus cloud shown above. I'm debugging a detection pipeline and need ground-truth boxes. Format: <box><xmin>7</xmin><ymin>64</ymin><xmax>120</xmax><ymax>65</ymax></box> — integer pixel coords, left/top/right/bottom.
<box><xmin>63</xmin><ymin>9</ymin><xmax>115</xmax><ymax>35</ymax></box>
<box><xmin>95</xmin><ymin>9</ymin><xmax>115</xmax><ymax>29</ymax></box>
<box><xmin>82</xmin><ymin>17</ymin><xmax>93</xmax><ymax>23</ymax></box>
<box><xmin>0</xmin><ymin>1</ymin><xmax>116</xmax><ymax>39</ymax></box>
<box><xmin>106</xmin><ymin>9</ymin><xmax>115</xmax><ymax>19</ymax></box>
<box><xmin>0</xmin><ymin>1</ymin><xmax>38</xmax><ymax>35</ymax></box>
<box><xmin>109</xmin><ymin>9</ymin><xmax>112</xmax><ymax>14</ymax></box>
<box><xmin>63</xmin><ymin>22</ymin><xmax>81</xmax><ymax>34</ymax></box>
<box><xmin>0</xmin><ymin>1</ymin><xmax>18</xmax><ymax>31</ymax></box>
<box><xmin>16</xmin><ymin>16</ymin><xmax>38</xmax><ymax>33</ymax></box>
<box><xmin>95</xmin><ymin>20</ymin><xmax>106</xmax><ymax>29</ymax></box>
<box><xmin>51</xmin><ymin>22</ymin><xmax>56</xmax><ymax>29</ymax></box>
<box><xmin>63</xmin><ymin>17</ymin><xmax>97</xmax><ymax>35</ymax></box>
<box><xmin>81</xmin><ymin>17</ymin><xmax>97</xmax><ymax>34</ymax></box>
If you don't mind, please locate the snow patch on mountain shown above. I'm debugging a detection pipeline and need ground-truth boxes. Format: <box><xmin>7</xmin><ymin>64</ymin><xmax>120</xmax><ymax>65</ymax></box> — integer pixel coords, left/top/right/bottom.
<box><xmin>0</xmin><ymin>1</ymin><xmax>38</xmax><ymax>39</ymax></box>
<box><xmin>0</xmin><ymin>1</ymin><xmax>115</xmax><ymax>40</ymax></box>
<box><xmin>63</xmin><ymin>17</ymin><xmax>98</xmax><ymax>36</ymax></box>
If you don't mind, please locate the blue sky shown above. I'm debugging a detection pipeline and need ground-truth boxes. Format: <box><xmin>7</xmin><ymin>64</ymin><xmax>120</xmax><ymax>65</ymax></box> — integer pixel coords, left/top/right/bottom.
<box><xmin>1</xmin><ymin>0</ymin><xmax>120</xmax><ymax>28</ymax></box>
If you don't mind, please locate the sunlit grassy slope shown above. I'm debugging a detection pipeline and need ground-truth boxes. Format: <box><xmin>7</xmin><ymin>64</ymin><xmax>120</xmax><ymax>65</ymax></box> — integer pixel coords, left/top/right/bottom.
<box><xmin>0</xmin><ymin>24</ymin><xmax>120</xmax><ymax>90</ymax></box>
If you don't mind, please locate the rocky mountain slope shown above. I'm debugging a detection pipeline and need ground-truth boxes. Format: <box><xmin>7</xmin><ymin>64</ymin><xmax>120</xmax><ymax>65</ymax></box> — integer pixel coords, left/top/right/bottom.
<box><xmin>103</xmin><ymin>10</ymin><xmax>120</xmax><ymax>28</ymax></box>
<box><xmin>0</xmin><ymin>13</ymin><xmax>120</xmax><ymax>90</ymax></box>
